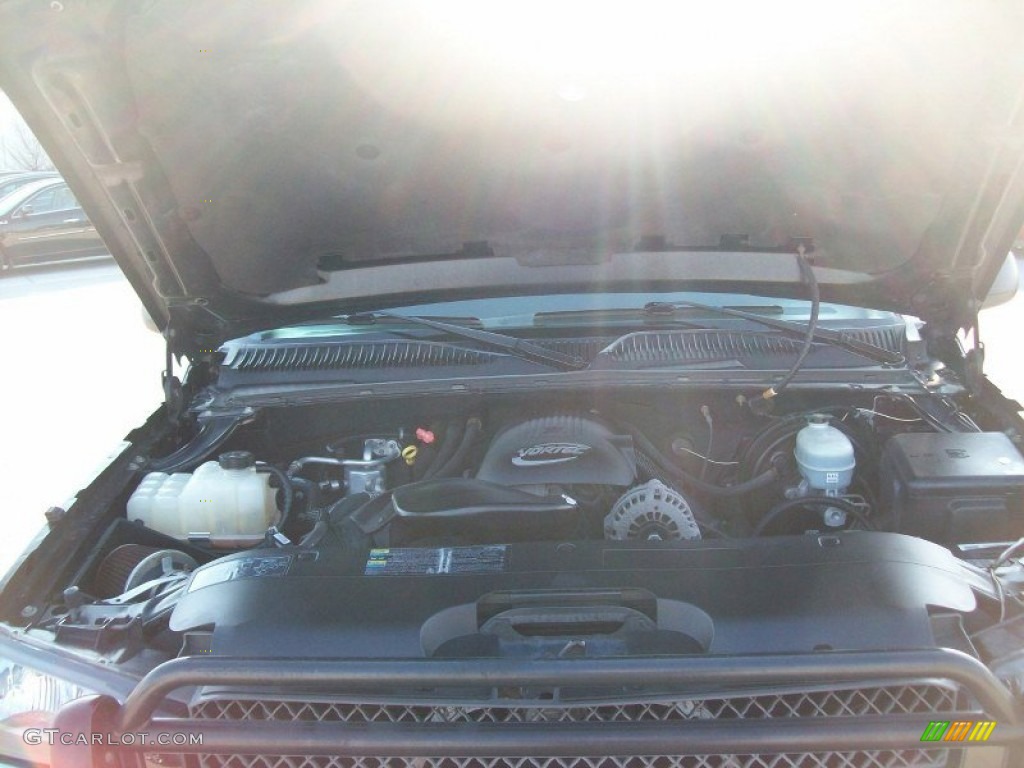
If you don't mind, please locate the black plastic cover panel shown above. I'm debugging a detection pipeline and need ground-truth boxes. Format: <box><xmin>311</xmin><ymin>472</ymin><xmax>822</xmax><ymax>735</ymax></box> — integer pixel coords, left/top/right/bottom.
<box><xmin>881</xmin><ymin>431</ymin><xmax>1024</xmax><ymax>543</ymax></box>
<box><xmin>883</xmin><ymin>432</ymin><xmax>1024</xmax><ymax>490</ymax></box>
<box><xmin>170</xmin><ymin>532</ymin><xmax>977</xmax><ymax>659</ymax></box>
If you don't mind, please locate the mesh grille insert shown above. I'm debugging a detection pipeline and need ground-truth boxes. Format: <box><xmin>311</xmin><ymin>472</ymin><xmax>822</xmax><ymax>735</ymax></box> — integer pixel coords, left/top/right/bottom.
<box><xmin>189</xmin><ymin>751</ymin><xmax>952</xmax><ymax>768</ymax></box>
<box><xmin>191</xmin><ymin>683</ymin><xmax>961</xmax><ymax>724</ymax></box>
<box><xmin>186</xmin><ymin>683</ymin><xmax>961</xmax><ymax>768</ymax></box>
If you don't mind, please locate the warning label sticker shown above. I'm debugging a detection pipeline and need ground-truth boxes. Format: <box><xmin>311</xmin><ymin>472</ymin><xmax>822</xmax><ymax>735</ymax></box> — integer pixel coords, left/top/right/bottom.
<box><xmin>364</xmin><ymin>546</ymin><xmax>508</xmax><ymax>576</ymax></box>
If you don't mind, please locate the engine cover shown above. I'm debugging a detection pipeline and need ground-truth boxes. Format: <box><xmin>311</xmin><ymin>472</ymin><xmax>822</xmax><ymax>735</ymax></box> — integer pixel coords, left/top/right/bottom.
<box><xmin>476</xmin><ymin>415</ymin><xmax>635</xmax><ymax>487</ymax></box>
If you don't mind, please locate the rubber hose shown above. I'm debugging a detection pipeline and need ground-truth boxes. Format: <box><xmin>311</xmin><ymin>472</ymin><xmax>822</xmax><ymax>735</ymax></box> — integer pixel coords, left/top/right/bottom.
<box><xmin>287</xmin><ymin>476</ymin><xmax>319</xmax><ymax>513</ymax></box>
<box><xmin>298</xmin><ymin>520</ymin><xmax>328</xmax><ymax>548</ymax></box>
<box><xmin>749</xmin><ymin>251</ymin><xmax>820</xmax><ymax>406</ymax></box>
<box><xmin>298</xmin><ymin>493</ymin><xmax>377</xmax><ymax>548</ymax></box>
<box><xmin>754</xmin><ymin>495</ymin><xmax>874</xmax><ymax>536</ymax></box>
<box><xmin>434</xmin><ymin>417</ymin><xmax>483</xmax><ymax>478</ymax></box>
<box><xmin>630</xmin><ymin>429</ymin><xmax>777</xmax><ymax>497</ymax></box>
<box><xmin>421</xmin><ymin>421</ymin><xmax>464</xmax><ymax>480</ymax></box>
<box><xmin>330</xmin><ymin>493</ymin><xmax>376</xmax><ymax>549</ymax></box>
<box><xmin>326</xmin><ymin>492</ymin><xmax>374</xmax><ymax>524</ymax></box>
<box><xmin>255</xmin><ymin>462</ymin><xmax>294</xmax><ymax>534</ymax></box>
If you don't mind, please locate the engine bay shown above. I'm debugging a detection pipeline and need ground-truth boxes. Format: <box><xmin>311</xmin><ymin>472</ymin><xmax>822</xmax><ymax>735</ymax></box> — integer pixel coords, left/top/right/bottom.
<box><xmin>20</xmin><ymin>388</ymin><xmax>1024</xmax><ymax>675</ymax></box>
<box><xmin>126</xmin><ymin>391</ymin><xmax>1024</xmax><ymax>550</ymax></box>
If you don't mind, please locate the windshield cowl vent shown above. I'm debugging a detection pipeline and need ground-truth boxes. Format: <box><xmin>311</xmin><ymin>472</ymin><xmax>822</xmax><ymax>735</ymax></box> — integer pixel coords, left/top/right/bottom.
<box><xmin>532</xmin><ymin>338</ymin><xmax>616</xmax><ymax>361</ymax></box>
<box><xmin>602</xmin><ymin>327</ymin><xmax>904</xmax><ymax>364</ymax></box>
<box><xmin>226</xmin><ymin>341</ymin><xmax>497</xmax><ymax>372</ymax></box>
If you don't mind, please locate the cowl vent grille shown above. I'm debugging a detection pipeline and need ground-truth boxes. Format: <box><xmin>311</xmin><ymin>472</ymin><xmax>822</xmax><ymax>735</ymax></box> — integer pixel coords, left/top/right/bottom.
<box><xmin>851</xmin><ymin>326</ymin><xmax>905</xmax><ymax>352</ymax></box>
<box><xmin>222</xmin><ymin>326</ymin><xmax>904</xmax><ymax>375</ymax></box>
<box><xmin>534</xmin><ymin>338</ymin><xmax>616</xmax><ymax>361</ymax></box>
<box><xmin>602</xmin><ymin>327</ymin><xmax>903</xmax><ymax>364</ymax></box>
<box><xmin>226</xmin><ymin>342</ymin><xmax>496</xmax><ymax>372</ymax></box>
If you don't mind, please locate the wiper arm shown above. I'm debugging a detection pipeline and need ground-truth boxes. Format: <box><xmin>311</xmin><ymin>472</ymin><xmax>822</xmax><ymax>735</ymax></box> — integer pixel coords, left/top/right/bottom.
<box><xmin>643</xmin><ymin>301</ymin><xmax>904</xmax><ymax>366</ymax></box>
<box><xmin>358</xmin><ymin>311</ymin><xmax>588</xmax><ymax>371</ymax></box>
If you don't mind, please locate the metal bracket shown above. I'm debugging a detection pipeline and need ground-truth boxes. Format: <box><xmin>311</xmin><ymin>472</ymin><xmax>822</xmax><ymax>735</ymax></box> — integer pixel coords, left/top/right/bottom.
<box><xmin>162</xmin><ymin>332</ymin><xmax>184</xmax><ymax>424</ymax></box>
<box><xmin>965</xmin><ymin>341</ymin><xmax>986</xmax><ymax>394</ymax></box>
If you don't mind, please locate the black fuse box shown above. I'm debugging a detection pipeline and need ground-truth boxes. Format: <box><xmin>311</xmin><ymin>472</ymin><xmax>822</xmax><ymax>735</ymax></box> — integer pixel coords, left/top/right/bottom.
<box><xmin>880</xmin><ymin>432</ymin><xmax>1024</xmax><ymax>544</ymax></box>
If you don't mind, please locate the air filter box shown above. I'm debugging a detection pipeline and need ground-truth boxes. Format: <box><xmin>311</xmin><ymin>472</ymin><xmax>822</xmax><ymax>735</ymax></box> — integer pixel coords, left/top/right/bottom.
<box><xmin>880</xmin><ymin>432</ymin><xmax>1024</xmax><ymax>544</ymax></box>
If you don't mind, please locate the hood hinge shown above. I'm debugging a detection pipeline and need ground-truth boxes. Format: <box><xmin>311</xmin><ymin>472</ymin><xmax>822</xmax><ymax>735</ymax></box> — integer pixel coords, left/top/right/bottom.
<box><xmin>965</xmin><ymin>342</ymin><xmax>986</xmax><ymax>393</ymax></box>
<box><xmin>963</xmin><ymin>317</ymin><xmax>986</xmax><ymax>394</ymax></box>
<box><xmin>162</xmin><ymin>330</ymin><xmax>185</xmax><ymax>425</ymax></box>
<box><xmin>908</xmin><ymin>272</ymin><xmax>977</xmax><ymax>332</ymax></box>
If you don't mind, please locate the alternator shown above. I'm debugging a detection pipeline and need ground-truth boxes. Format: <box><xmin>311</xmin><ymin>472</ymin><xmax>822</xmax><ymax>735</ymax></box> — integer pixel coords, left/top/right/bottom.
<box><xmin>604</xmin><ymin>479</ymin><xmax>701</xmax><ymax>541</ymax></box>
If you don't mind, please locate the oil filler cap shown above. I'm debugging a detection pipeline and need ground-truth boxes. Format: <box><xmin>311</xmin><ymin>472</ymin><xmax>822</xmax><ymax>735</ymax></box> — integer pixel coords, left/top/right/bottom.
<box><xmin>218</xmin><ymin>450</ymin><xmax>255</xmax><ymax>470</ymax></box>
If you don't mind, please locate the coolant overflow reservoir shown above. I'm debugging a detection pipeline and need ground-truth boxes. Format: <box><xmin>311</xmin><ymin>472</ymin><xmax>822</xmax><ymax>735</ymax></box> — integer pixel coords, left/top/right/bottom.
<box><xmin>794</xmin><ymin>415</ymin><xmax>855</xmax><ymax>496</ymax></box>
<box><xmin>126</xmin><ymin>451</ymin><xmax>279</xmax><ymax>547</ymax></box>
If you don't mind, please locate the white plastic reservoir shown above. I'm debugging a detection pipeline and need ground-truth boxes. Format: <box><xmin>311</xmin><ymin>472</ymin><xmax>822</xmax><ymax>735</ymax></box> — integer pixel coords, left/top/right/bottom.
<box><xmin>126</xmin><ymin>451</ymin><xmax>279</xmax><ymax>547</ymax></box>
<box><xmin>794</xmin><ymin>415</ymin><xmax>855</xmax><ymax>496</ymax></box>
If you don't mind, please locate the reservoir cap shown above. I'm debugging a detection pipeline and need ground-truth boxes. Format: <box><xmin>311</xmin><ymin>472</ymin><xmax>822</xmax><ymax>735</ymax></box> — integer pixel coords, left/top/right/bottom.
<box><xmin>218</xmin><ymin>450</ymin><xmax>255</xmax><ymax>470</ymax></box>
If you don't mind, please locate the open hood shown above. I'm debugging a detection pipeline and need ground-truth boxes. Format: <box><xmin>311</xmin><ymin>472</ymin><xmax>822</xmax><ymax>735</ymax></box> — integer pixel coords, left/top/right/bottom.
<box><xmin>3</xmin><ymin>0</ymin><xmax>1024</xmax><ymax>351</ymax></box>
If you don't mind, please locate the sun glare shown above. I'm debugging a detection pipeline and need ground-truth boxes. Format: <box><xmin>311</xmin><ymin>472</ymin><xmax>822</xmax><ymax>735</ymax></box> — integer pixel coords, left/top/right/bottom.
<box><xmin>420</xmin><ymin>0</ymin><xmax>882</xmax><ymax>79</ymax></box>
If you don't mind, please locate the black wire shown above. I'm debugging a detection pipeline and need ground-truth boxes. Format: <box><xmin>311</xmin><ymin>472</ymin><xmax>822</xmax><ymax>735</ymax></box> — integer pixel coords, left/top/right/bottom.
<box><xmin>755</xmin><ymin>249</ymin><xmax>820</xmax><ymax>403</ymax></box>
<box><xmin>887</xmin><ymin>394</ymin><xmax>950</xmax><ymax>432</ymax></box>
<box><xmin>631</xmin><ymin>429</ymin><xmax>779</xmax><ymax>497</ymax></box>
<box><xmin>754</xmin><ymin>495</ymin><xmax>874</xmax><ymax>536</ymax></box>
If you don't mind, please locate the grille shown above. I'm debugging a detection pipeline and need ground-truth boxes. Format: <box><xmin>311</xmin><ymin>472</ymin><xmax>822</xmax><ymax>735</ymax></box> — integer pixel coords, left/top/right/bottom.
<box><xmin>189</xmin><ymin>752</ymin><xmax>952</xmax><ymax>768</ymax></box>
<box><xmin>186</xmin><ymin>684</ymin><xmax>960</xmax><ymax>768</ymax></box>
<box><xmin>191</xmin><ymin>684</ymin><xmax>960</xmax><ymax>724</ymax></box>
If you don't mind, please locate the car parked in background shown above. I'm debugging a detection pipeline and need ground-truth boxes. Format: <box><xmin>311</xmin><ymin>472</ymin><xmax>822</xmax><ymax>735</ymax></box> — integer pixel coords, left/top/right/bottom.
<box><xmin>0</xmin><ymin>170</ymin><xmax>58</xmax><ymax>201</ymax></box>
<box><xmin>0</xmin><ymin>169</ymin><xmax>38</xmax><ymax>179</ymax></box>
<box><xmin>0</xmin><ymin>176</ymin><xmax>106</xmax><ymax>270</ymax></box>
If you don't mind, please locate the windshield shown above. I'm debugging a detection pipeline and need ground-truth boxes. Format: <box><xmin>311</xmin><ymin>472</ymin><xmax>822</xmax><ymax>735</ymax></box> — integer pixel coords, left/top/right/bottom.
<box><xmin>254</xmin><ymin>292</ymin><xmax>901</xmax><ymax>339</ymax></box>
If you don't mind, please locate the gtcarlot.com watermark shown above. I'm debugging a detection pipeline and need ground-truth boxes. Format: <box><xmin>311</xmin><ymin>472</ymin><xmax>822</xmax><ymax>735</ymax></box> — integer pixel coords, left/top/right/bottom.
<box><xmin>23</xmin><ymin>728</ymin><xmax>203</xmax><ymax>747</ymax></box>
